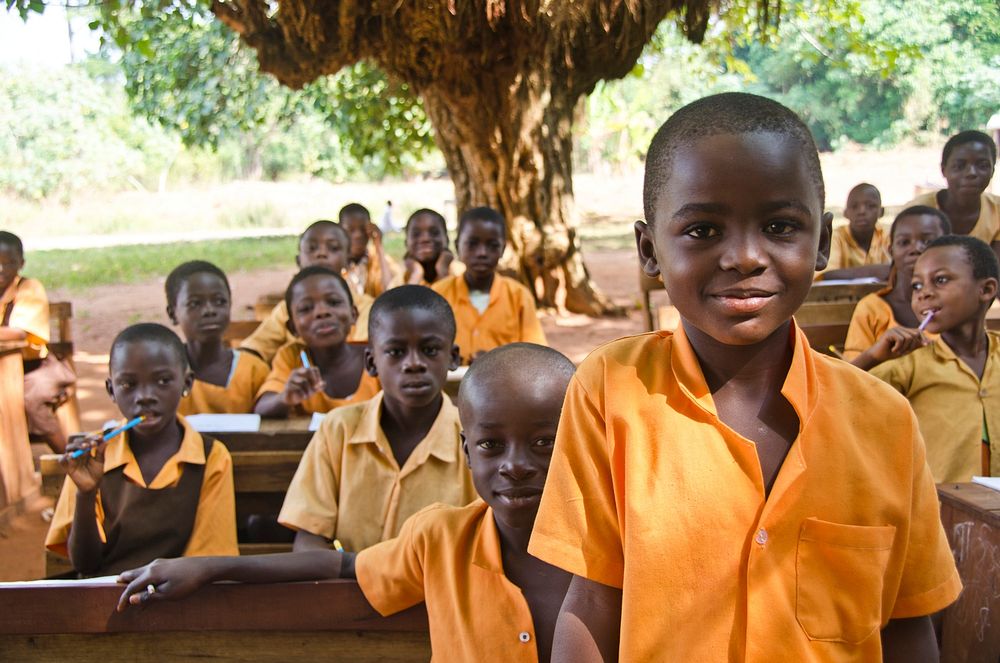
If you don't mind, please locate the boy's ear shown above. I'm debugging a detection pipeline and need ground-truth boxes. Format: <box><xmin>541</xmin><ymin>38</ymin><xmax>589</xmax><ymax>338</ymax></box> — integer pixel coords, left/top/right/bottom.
<box><xmin>105</xmin><ymin>377</ymin><xmax>115</xmax><ymax>401</ymax></box>
<box><xmin>166</xmin><ymin>305</ymin><xmax>177</xmax><ymax>325</ymax></box>
<box><xmin>634</xmin><ymin>220</ymin><xmax>661</xmax><ymax>280</ymax></box>
<box><xmin>349</xmin><ymin>305</ymin><xmax>358</xmax><ymax>325</ymax></box>
<box><xmin>815</xmin><ymin>212</ymin><xmax>834</xmax><ymax>272</ymax></box>
<box><xmin>182</xmin><ymin>370</ymin><xmax>195</xmax><ymax>396</ymax></box>
<box><xmin>363</xmin><ymin>347</ymin><xmax>378</xmax><ymax>377</ymax></box>
<box><xmin>449</xmin><ymin>343</ymin><xmax>461</xmax><ymax>371</ymax></box>
<box><xmin>295</xmin><ymin>254</ymin><xmax>303</xmax><ymax>269</ymax></box>
<box><xmin>460</xmin><ymin>432</ymin><xmax>471</xmax><ymax>468</ymax></box>
<box><xmin>980</xmin><ymin>277</ymin><xmax>999</xmax><ymax>304</ymax></box>
<box><xmin>878</xmin><ymin>206</ymin><xmax>885</xmax><ymax>219</ymax></box>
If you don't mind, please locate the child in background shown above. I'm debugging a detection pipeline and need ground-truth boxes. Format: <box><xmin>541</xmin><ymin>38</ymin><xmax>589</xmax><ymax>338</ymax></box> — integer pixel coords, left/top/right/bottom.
<box><xmin>278</xmin><ymin>286</ymin><xmax>476</xmax><ymax>551</ymax></box>
<box><xmin>118</xmin><ymin>343</ymin><xmax>575</xmax><ymax>663</ymax></box>
<box><xmin>529</xmin><ymin>93</ymin><xmax>959</xmax><ymax>661</ymax></box>
<box><xmin>340</xmin><ymin>203</ymin><xmax>397</xmax><ymax>298</ymax></box>
<box><xmin>241</xmin><ymin>220</ymin><xmax>372</xmax><ymax>364</ymax></box>
<box><xmin>906</xmin><ymin>130</ymin><xmax>999</xmax><ymax>259</ymax></box>
<box><xmin>432</xmin><ymin>207</ymin><xmax>546</xmax><ymax>364</ymax></box>
<box><xmin>845</xmin><ymin>206</ymin><xmax>951</xmax><ymax>369</ymax></box>
<box><xmin>0</xmin><ymin>230</ymin><xmax>76</xmax><ymax>453</ymax></box>
<box><xmin>819</xmin><ymin>182</ymin><xmax>889</xmax><ymax>278</ymax></box>
<box><xmin>165</xmin><ymin>261</ymin><xmax>269</xmax><ymax>415</ymax></box>
<box><xmin>254</xmin><ymin>267</ymin><xmax>379</xmax><ymax>418</ymax></box>
<box><xmin>393</xmin><ymin>208</ymin><xmax>460</xmax><ymax>287</ymax></box>
<box><xmin>872</xmin><ymin>235</ymin><xmax>1000</xmax><ymax>482</ymax></box>
<box><xmin>46</xmin><ymin>323</ymin><xmax>237</xmax><ymax>576</ymax></box>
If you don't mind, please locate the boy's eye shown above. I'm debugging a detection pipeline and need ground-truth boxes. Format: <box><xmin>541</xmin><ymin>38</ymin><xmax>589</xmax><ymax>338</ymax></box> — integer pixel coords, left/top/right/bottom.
<box><xmin>477</xmin><ymin>439</ymin><xmax>500</xmax><ymax>450</ymax></box>
<box><xmin>764</xmin><ymin>220</ymin><xmax>798</xmax><ymax>236</ymax></box>
<box><xmin>934</xmin><ymin>276</ymin><xmax>949</xmax><ymax>285</ymax></box>
<box><xmin>385</xmin><ymin>348</ymin><xmax>404</xmax><ymax>358</ymax></box>
<box><xmin>911</xmin><ymin>282</ymin><xmax>922</xmax><ymax>292</ymax></box>
<box><xmin>423</xmin><ymin>345</ymin><xmax>440</xmax><ymax>357</ymax></box>
<box><xmin>683</xmin><ymin>224</ymin><xmax>719</xmax><ymax>239</ymax></box>
<box><xmin>533</xmin><ymin>437</ymin><xmax>556</xmax><ymax>449</ymax></box>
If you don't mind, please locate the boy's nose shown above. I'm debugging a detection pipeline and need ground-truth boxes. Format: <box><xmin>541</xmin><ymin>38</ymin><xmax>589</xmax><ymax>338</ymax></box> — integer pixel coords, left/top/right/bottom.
<box><xmin>499</xmin><ymin>455</ymin><xmax>537</xmax><ymax>479</ymax></box>
<box><xmin>401</xmin><ymin>349</ymin><xmax>426</xmax><ymax>372</ymax></box>
<box><xmin>720</xmin><ymin>235</ymin><xmax>766</xmax><ymax>273</ymax></box>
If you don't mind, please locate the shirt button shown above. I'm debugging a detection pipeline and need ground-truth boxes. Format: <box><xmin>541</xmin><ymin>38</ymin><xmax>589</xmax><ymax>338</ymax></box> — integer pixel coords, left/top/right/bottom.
<box><xmin>519</xmin><ymin>631</ymin><xmax>531</xmax><ymax>643</ymax></box>
<box><xmin>755</xmin><ymin>528</ymin><xmax>768</xmax><ymax>545</ymax></box>
<box><xmin>980</xmin><ymin>389</ymin><xmax>988</xmax><ymax>398</ymax></box>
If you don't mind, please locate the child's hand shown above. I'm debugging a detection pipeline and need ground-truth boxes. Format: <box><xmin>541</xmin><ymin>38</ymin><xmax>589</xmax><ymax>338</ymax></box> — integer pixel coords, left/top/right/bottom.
<box><xmin>435</xmin><ymin>249</ymin><xmax>455</xmax><ymax>278</ymax></box>
<box><xmin>59</xmin><ymin>433</ymin><xmax>105</xmax><ymax>494</ymax></box>
<box><xmin>403</xmin><ymin>255</ymin><xmax>425</xmax><ymax>285</ymax></box>
<box><xmin>368</xmin><ymin>222</ymin><xmax>383</xmax><ymax>245</ymax></box>
<box><xmin>116</xmin><ymin>557</ymin><xmax>213</xmax><ymax>611</ymax></box>
<box><xmin>282</xmin><ymin>366</ymin><xmax>325</xmax><ymax>406</ymax></box>
<box><xmin>869</xmin><ymin>327</ymin><xmax>927</xmax><ymax>363</ymax></box>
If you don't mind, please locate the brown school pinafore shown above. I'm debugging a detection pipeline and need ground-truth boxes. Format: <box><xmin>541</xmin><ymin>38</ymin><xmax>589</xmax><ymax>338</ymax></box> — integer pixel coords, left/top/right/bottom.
<box><xmin>88</xmin><ymin>435</ymin><xmax>213</xmax><ymax>576</ymax></box>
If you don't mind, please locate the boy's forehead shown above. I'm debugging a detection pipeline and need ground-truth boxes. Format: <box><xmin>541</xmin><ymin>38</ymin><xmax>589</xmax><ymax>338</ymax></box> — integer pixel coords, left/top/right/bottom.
<box><xmin>301</xmin><ymin>225</ymin><xmax>344</xmax><ymax>243</ymax></box>
<box><xmin>111</xmin><ymin>339</ymin><xmax>183</xmax><ymax>370</ymax></box>
<box><xmin>917</xmin><ymin>245</ymin><xmax>967</xmax><ymax>270</ymax></box>
<box><xmin>0</xmin><ymin>243</ymin><xmax>22</xmax><ymax>258</ymax></box>
<box><xmin>370</xmin><ymin>307</ymin><xmax>452</xmax><ymax>343</ymax></box>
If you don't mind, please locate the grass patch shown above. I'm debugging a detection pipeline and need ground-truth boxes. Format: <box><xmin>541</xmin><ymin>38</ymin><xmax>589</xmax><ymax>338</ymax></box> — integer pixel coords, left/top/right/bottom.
<box><xmin>27</xmin><ymin>234</ymin><xmax>407</xmax><ymax>291</ymax></box>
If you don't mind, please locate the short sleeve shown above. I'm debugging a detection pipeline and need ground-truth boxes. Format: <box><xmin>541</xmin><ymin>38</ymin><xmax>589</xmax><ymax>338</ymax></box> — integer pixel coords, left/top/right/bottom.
<box><xmin>10</xmin><ymin>278</ymin><xmax>50</xmax><ymax>346</ymax></box>
<box><xmin>240</xmin><ymin>303</ymin><xmax>293</xmax><ymax>365</ymax></box>
<box><xmin>277</xmin><ymin>418</ymin><xmax>344</xmax><ymax>539</ymax></box>
<box><xmin>528</xmin><ymin>373</ymin><xmax>624</xmax><ymax>588</ymax></box>
<box><xmin>516</xmin><ymin>283</ymin><xmax>548</xmax><ymax>347</ymax></box>
<box><xmin>354</xmin><ymin>509</ymin><xmax>428</xmax><ymax>616</ymax></box>
<box><xmin>843</xmin><ymin>297</ymin><xmax>886</xmax><ymax>360</ymax></box>
<box><xmin>183</xmin><ymin>441</ymin><xmax>238</xmax><ymax>557</ymax></box>
<box><xmin>259</xmin><ymin>343</ymin><xmax>297</xmax><ymax>396</ymax></box>
<box><xmin>44</xmin><ymin>476</ymin><xmax>108</xmax><ymax>557</ymax></box>
<box><xmin>869</xmin><ymin>355</ymin><xmax>911</xmax><ymax>394</ymax></box>
<box><xmin>889</xmin><ymin>410</ymin><xmax>962</xmax><ymax>617</ymax></box>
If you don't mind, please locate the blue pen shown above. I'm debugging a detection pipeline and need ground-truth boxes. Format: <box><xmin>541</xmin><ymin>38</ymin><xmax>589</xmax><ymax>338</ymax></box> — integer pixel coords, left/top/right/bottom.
<box><xmin>300</xmin><ymin>349</ymin><xmax>311</xmax><ymax>369</ymax></box>
<box><xmin>68</xmin><ymin>416</ymin><xmax>145</xmax><ymax>459</ymax></box>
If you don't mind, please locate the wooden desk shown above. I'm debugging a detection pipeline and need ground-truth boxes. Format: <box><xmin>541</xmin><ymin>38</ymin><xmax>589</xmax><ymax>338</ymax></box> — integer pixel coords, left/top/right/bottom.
<box><xmin>0</xmin><ymin>341</ymin><xmax>36</xmax><ymax>513</ymax></box>
<box><xmin>938</xmin><ymin>483</ymin><xmax>1000</xmax><ymax>663</ymax></box>
<box><xmin>0</xmin><ymin>579</ymin><xmax>430</xmax><ymax>661</ymax></box>
<box><xmin>805</xmin><ymin>281</ymin><xmax>885</xmax><ymax>304</ymax></box>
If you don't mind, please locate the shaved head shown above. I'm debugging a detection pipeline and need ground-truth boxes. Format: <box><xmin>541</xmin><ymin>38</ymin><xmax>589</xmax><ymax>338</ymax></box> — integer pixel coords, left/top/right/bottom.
<box><xmin>458</xmin><ymin>343</ymin><xmax>575</xmax><ymax>412</ymax></box>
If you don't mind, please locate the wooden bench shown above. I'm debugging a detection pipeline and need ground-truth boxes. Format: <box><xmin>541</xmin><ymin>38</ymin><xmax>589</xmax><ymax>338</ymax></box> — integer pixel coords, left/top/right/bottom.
<box><xmin>45</xmin><ymin>301</ymin><xmax>83</xmax><ymax>443</ymax></box>
<box><xmin>0</xmin><ymin>578</ymin><xmax>430</xmax><ymax>661</ymax></box>
<box><xmin>39</xmin><ymin>421</ymin><xmax>315</xmax><ymax>577</ymax></box>
<box><xmin>222</xmin><ymin>319</ymin><xmax>261</xmax><ymax>348</ymax></box>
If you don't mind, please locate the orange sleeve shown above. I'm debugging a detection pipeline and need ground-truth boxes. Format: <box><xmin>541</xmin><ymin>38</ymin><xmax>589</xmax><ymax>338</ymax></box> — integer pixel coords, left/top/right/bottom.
<box><xmin>9</xmin><ymin>278</ymin><xmax>50</xmax><ymax>349</ymax></box>
<box><xmin>528</xmin><ymin>373</ymin><xmax>624</xmax><ymax>588</ymax></box>
<box><xmin>516</xmin><ymin>282</ymin><xmax>547</xmax><ymax>346</ymax></box>
<box><xmin>240</xmin><ymin>303</ymin><xmax>293</xmax><ymax>365</ymax></box>
<box><xmin>183</xmin><ymin>440</ymin><xmax>239</xmax><ymax>557</ymax></box>
<box><xmin>277</xmin><ymin>419</ymin><xmax>344</xmax><ymax>539</ymax></box>
<box><xmin>44</xmin><ymin>476</ymin><xmax>108</xmax><ymax>557</ymax></box>
<box><xmin>889</xmin><ymin>410</ymin><xmax>962</xmax><ymax>617</ymax></box>
<box><xmin>843</xmin><ymin>297</ymin><xmax>886</xmax><ymax>361</ymax></box>
<box><xmin>354</xmin><ymin>507</ymin><xmax>431</xmax><ymax>616</ymax></box>
<box><xmin>259</xmin><ymin>343</ymin><xmax>297</xmax><ymax>396</ymax></box>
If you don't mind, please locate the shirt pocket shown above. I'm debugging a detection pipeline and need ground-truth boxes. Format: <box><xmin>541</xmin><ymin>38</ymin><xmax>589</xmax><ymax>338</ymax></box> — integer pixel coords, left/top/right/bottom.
<box><xmin>795</xmin><ymin>517</ymin><xmax>896</xmax><ymax>644</ymax></box>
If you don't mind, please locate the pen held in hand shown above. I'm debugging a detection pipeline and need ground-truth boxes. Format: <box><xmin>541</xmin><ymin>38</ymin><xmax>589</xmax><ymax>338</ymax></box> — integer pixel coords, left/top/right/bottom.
<box><xmin>917</xmin><ymin>310</ymin><xmax>935</xmax><ymax>333</ymax></box>
<box><xmin>66</xmin><ymin>416</ymin><xmax>146</xmax><ymax>460</ymax></box>
<box><xmin>300</xmin><ymin>349</ymin><xmax>311</xmax><ymax>369</ymax></box>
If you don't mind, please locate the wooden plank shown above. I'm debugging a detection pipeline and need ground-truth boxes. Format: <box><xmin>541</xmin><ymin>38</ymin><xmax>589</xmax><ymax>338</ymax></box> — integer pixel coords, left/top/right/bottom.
<box><xmin>799</xmin><ymin>323</ymin><xmax>850</xmax><ymax>355</ymax></box>
<box><xmin>805</xmin><ymin>281</ymin><xmax>885</xmax><ymax>303</ymax></box>
<box><xmin>209</xmin><ymin>429</ymin><xmax>313</xmax><ymax>453</ymax></box>
<box><xmin>793</xmin><ymin>301</ymin><xmax>858</xmax><ymax>326</ymax></box>
<box><xmin>938</xmin><ymin>483</ymin><xmax>1000</xmax><ymax>663</ymax></box>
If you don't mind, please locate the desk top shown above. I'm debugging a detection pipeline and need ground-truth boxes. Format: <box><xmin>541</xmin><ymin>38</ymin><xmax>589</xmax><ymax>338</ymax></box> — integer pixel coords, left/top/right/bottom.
<box><xmin>937</xmin><ymin>482</ymin><xmax>1000</xmax><ymax>528</ymax></box>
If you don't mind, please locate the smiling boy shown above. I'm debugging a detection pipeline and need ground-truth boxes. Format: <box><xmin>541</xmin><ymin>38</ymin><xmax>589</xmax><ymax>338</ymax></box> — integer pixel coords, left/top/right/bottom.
<box><xmin>529</xmin><ymin>93</ymin><xmax>960</xmax><ymax>661</ymax></box>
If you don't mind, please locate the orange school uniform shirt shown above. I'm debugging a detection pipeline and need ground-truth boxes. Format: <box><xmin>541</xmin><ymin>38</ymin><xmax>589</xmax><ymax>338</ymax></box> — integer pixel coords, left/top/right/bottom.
<box><xmin>46</xmin><ymin>416</ymin><xmax>238</xmax><ymax>558</ymax></box>
<box><xmin>529</xmin><ymin>323</ymin><xmax>961</xmax><ymax>661</ymax></box>
<box><xmin>843</xmin><ymin>288</ymin><xmax>939</xmax><ymax>360</ymax></box>
<box><xmin>826</xmin><ymin>224</ymin><xmax>891</xmax><ymax>271</ymax></box>
<box><xmin>345</xmin><ymin>245</ymin><xmax>399</xmax><ymax>298</ymax></box>
<box><xmin>356</xmin><ymin>499</ymin><xmax>541</xmax><ymax>662</ymax></box>
<box><xmin>278</xmin><ymin>392</ymin><xmax>476</xmax><ymax>551</ymax></box>
<box><xmin>259</xmin><ymin>341</ymin><xmax>381</xmax><ymax>415</ymax></box>
<box><xmin>240</xmin><ymin>296</ymin><xmax>373</xmax><ymax>365</ymax></box>
<box><xmin>431</xmin><ymin>274</ymin><xmax>546</xmax><ymax>364</ymax></box>
<box><xmin>0</xmin><ymin>275</ymin><xmax>50</xmax><ymax>360</ymax></box>
<box><xmin>907</xmin><ymin>190</ymin><xmax>1000</xmax><ymax>244</ymax></box>
<box><xmin>177</xmin><ymin>350</ymin><xmax>270</xmax><ymax>416</ymax></box>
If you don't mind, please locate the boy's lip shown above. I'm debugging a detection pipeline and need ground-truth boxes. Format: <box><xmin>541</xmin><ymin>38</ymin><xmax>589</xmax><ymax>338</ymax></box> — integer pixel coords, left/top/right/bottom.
<box><xmin>493</xmin><ymin>486</ymin><xmax>543</xmax><ymax>507</ymax></box>
<box><xmin>710</xmin><ymin>289</ymin><xmax>776</xmax><ymax>314</ymax></box>
<box><xmin>399</xmin><ymin>380</ymin><xmax>433</xmax><ymax>392</ymax></box>
<box><xmin>311</xmin><ymin>322</ymin><xmax>341</xmax><ymax>335</ymax></box>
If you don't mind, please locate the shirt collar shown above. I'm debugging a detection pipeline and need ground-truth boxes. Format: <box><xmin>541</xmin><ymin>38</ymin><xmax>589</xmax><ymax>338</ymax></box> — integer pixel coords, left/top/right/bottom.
<box><xmin>929</xmin><ymin>331</ymin><xmax>997</xmax><ymax>376</ymax></box>
<box><xmin>347</xmin><ymin>391</ymin><xmax>461</xmax><ymax>465</ymax></box>
<box><xmin>454</xmin><ymin>273</ymin><xmax>502</xmax><ymax>305</ymax></box>
<box><xmin>469</xmin><ymin>499</ymin><xmax>505</xmax><ymax>573</ymax></box>
<box><xmin>103</xmin><ymin>416</ymin><xmax>207</xmax><ymax>488</ymax></box>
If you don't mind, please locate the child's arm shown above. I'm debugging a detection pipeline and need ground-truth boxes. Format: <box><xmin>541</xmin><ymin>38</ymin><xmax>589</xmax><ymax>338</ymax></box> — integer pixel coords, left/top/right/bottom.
<box><xmin>552</xmin><ymin>575</ymin><xmax>622</xmax><ymax>662</ymax></box>
<box><xmin>115</xmin><ymin>549</ymin><xmax>357</xmax><ymax>611</ymax></box>
<box><xmin>880</xmin><ymin>616</ymin><xmax>939</xmax><ymax>662</ymax></box>
<box><xmin>0</xmin><ymin>327</ymin><xmax>27</xmax><ymax>341</ymax></box>
<box><xmin>293</xmin><ymin>529</ymin><xmax>334</xmax><ymax>551</ymax></box>
<box><xmin>60</xmin><ymin>434</ymin><xmax>108</xmax><ymax>574</ymax></box>
<box><xmin>851</xmin><ymin>327</ymin><xmax>927</xmax><ymax>371</ymax></box>
<box><xmin>254</xmin><ymin>365</ymin><xmax>324</xmax><ymax>418</ymax></box>
<box><xmin>369</xmin><ymin>224</ymin><xmax>395</xmax><ymax>293</ymax></box>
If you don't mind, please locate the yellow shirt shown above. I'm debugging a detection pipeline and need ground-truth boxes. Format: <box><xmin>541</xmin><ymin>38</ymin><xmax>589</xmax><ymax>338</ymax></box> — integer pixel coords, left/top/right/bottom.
<box><xmin>528</xmin><ymin>323</ymin><xmax>961</xmax><ymax>661</ymax></box>
<box><xmin>843</xmin><ymin>289</ymin><xmax>939</xmax><ymax>360</ymax></box>
<box><xmin>46</xmin><ymin>416</ymin><xmax>238</xmax><ymax>558</ymax></box>
<box><xmin>240</xmin><ymin>296</ymin><xmax>373</xmax><ymax>365</ymax></box>
<box><xmin>388</xmin><ymin>259</ymin><xmax>465</xmax><ymax>289</ymax></box>
<box><xmin>259</xmin><ymin>341</ymin><xmax>381</xmax><ymax>415</ymax></box>
<box><xmin>0</xmin><ymin>276</ymin><xmax>49</xmax><ymax>360</ymax></box>
<box><xmin>356</xmin><ymin>499</ymin><xmax>540</xmax><ymax>663</ymax></box>
<box><xmin>826</xmin><ymin>224</ymin><xmax>891</xmax><ymax>271</ymax></box>
<box><xmin>177</xmin><ymin>350</ymin><xmax>270</xmax><ymax>416</ymax></box>
<box><xmin>871</xmin><ymin>332</ymin><xmax>1000</xmax><ymax>481</ymax></box>
<box><xmin>278</xmin><ymin>392</ymin><xmax>476</xmax><ymax>551</ymax></box>
<box><xmin>345</xmin><ymin>245</ymin><xmax>399</xmax><ymax>298</ymax></box>
<box><xmin>431</xmin><ymin>274</ymin><xmax>547</xmax><ymax>364</ymax></box>
<box><xmin>907</xmin><ymin>190</ymin><xmax>1000</xmax><ymax>244</ymax></box>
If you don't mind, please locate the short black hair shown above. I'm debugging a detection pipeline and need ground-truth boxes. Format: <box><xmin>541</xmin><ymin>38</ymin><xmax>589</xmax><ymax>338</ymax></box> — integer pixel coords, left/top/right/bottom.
<box><xmin>847</xmin><ymin>182</ymin><xmax>881</xmax><ymax>204</ymax></box>
<box><xmin>283</xmin><ymin>266</ymin><xmax>354</xmax><ymax>317</ymax></box>
<box><xmin>889</xmin><ymin>205</ymin><xmax>952</xmax><ymax>242</ymax></box>
<box><xmin>110</xmin><ymin>323</ymin><xmax>188</xmax><ymax>371</ymax></box>
<box><xmin>0</xmin><ymin>231</ymin><xmax>24</xmax><ymax>258</ymax></box>
<box><xmin>338</xmin><ymin>203</ymin><xmax>371</xmax><ymax>222</ymax></box>
<box><xmin>165</xmin><ymin>261</ymin><xmax>231</xmax><ymax>309</ymax></box>
<box><xmin>405</xmin><ymin>208</ymin><xmax>449</xmax><ymax>239</ymax></box>
<box><xmin>643</xmin><ymin>92</ymin><xmax>825</xmax><ymax>223</ymax></box>
<box><xmin>941</xmin><ymin>130</ymin><xmax>997</xmax><ymax>168</ymax></box>
<box><xmin>456</xmin><ymin>206</ymin><xmax>506</xmax><ymax>245</ymax></box>
<box><xmin>368</xmin><ymin>285</ymin><xmax>456</xmax><ymax>343</ymax></box>
<box><xmin>299</xmin><ymin>219</ymin><xmax>349</xmax><ymax>244</ymax></box>
<box><xmin>458</xmin><ymin>343</ymin><xmax>575</xmax><ymax>406</ymax></box>
<box><xmin>925</xmin><ymin>235</ymin><xmax>1000</xmax><ymax>282</ymax></box>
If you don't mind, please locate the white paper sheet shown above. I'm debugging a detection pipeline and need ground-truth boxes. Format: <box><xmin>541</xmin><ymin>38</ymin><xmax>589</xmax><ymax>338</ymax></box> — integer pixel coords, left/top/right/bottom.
<box><xmin>971</xmin><ymin>476</ymin><xmax>1000</xmax><ymax>492</ymax></box>
<box><xmin>185</xmin><ymin>414</ymin><xmax>261</xmax><ymax>433</ymax></box>
<box><xmin>309</xmin><ymin>412</ymin><xmax>326</xmax><ymax>432</ymax></box>
<box><xmin>0</xmin><ymin>575</ymin><xmax>120</xmax><ymax>588</ymax></box>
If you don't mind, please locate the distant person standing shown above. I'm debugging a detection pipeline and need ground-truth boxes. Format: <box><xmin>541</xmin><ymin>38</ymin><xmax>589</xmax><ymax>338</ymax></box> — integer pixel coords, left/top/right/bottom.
<box><xmin>380</xmin><ymin>200</ymin><xmax>398</xmax><ymax>234</ymax></box>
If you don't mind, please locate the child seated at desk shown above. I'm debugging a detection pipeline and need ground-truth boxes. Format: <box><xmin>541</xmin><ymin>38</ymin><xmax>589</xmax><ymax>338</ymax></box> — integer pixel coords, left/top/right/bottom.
<box><xmin>341</xmin><ymin>203</ymin><xmax>398</xmax><ymax>298</ymax></box>
<box><xmin>845</xmin><ymin>206</ymin><xmax>951</xmax><ymax>369</ymax></box>
<box><xmin>166</xmin><ymin>261</ymin><xmax>269</xmax><ymax>415</ymax></box>
<box><xmin>255</xmin><ymin>267</ymin><xmax>380</xmax><ymax>418</ymax></box>
<box><xmin>818</xmin><ymin>182</ymin><xmax>890</xmax><ymax>280</ymax></box>
<box><xmin>241</xmin><ymin>220</ymin><xmax>372</xmax><ymax>364</ymax></box>
<box><xmin>392</xmin><ymin>208</ymin><xmax>462</xmax><ymax>287</ymax></box>
<box><xmin>432</xmin><ymin>206</ymin><xmax>546</xmax><ymax>364</ymax></box>
<box><xmin>527</xmin><ymin>92</ymin><xmax>959</xmax><ymax>661</ymax></box>
<box><xmin>872</xmin><ymin>235</ymin><xmax>1000</xmax><ymax>482</ymax></box>
<box><xmin>0</xmin><ymin>230</ymin><xmax>76</xmax><ymax>453</ymax></box>
<box><xmin>45</xmin><ymin>323</ymin><xmax>237</xmax><ymax>576</ymax></box>
<box><xmin>118</xmin><ymin>343</ymin><xmax>575</xmax><ymax>663</ymax></box>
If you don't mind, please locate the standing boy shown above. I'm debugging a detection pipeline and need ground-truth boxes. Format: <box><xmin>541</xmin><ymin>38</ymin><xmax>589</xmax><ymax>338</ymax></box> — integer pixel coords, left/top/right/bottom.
<box><xmin>529</xmin><ymin>93</ymin><xmax>960</xmax><ymax>661</ymax></box>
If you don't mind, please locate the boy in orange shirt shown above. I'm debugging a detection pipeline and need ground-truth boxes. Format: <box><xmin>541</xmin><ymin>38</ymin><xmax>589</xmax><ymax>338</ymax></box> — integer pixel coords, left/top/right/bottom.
<box><xmin>118</xmin><ymin>343</ymin><xmax>574</xmax><ymax>662</ymax></box>
<box><xmin>528</xmin><ymin>93</ymin><xmax>960</xmax><ymax>661</ymax></box>
<box><xmin>432</xmin><ymin>206</ymin><xmax>546</xmax><ymax>364</ymax></box>
<box><xmin>820</xmin><ymin>182</ymin><xmax>890</xmax><ymax>278</ymax></box>
<box><xmin>340</xmin><ymin>203</ymin><xmax>397</xmax><ymax>298</ymax></box>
